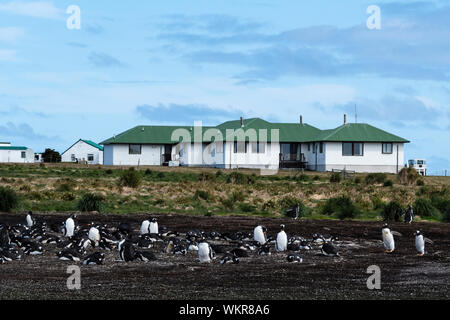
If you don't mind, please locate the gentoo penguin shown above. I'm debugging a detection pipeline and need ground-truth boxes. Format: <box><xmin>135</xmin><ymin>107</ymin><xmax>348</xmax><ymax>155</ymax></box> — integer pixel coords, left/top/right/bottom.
<box><xmin>88</xmin><ymin>224</ymin><xmax>101</xmax><ymax>248</ymax></box>
<box><xmin>63</xmin><ymin>214</ymin><xmax>76</xmax><ymax>238</ymax></box>
<box><xmin>286</xmin><ymin>203</ymin><xmax>300</xmax><ymax>220</ymax></box>
<box><xmin>275</xmin><ymin>224</ymin><xmax>288</xmax><ymax>252</ymax></box>
<box><xmin>404</xmin><ymin>206</ymin><xmax>414</xmax><ymax>224</ymax></box>
<box><xmin>287</xmin><ymin>253</ymin><xmax>303</xmax><ymax>263</ymax></box>
<box><xmin>382</xmin><ymin>224</ymin><xmax>401</xmax><ymax>253</ymax></box>
<box><xmin>321</xmin><ymin>242</ymin><xmax>339</xmax><ymax>257</ymax></box>
<box><xmin>135</xmin><ymin>251</ymin><xmax>157</xmax><ymax>262</ymax></box>
<box><xmin>118</xmin><ymin>235</ymin><xmax>136</xmax><ymax>262</ymax></box>
<box><xmin>140</xmin><ymin>220</ymin><xmax>150</xmax><ymax>235</ymax></box>
<box><xmin>149</xmin><ymin>218</ymin><xmax>158</xmax><ymax>234</ymax></box>
<box><xmin>56</xmin><ymin>249</ymin><xmax>81</xmax><ymax>262</ymax></box>
<box><xmin>198</xmin><ymin>241</ymin><xmax>215</xmax><ymax>263</ymax></box>
<box><xmin>219</xmin><ymin>253</ymin><xmax>239</xmax><ymax>265</ymax></box>
<box><xmin>26</xmin><ymin>211</ymin><xmax>35</xmax><ymax>228</ymax></box>
<box><xmin>83</xmin><ymin>252</ymin><xmax>105</xmax><ymax>265</ymax></box>
<box><xmin>254</xmin><ymin>226</ymin><xmax>267</xmax><ymax>245</ymax></box>
<box><xmin>414</xmin><ymin>231</ymin><xmax>433</xmax><ymax>256</ymax></box>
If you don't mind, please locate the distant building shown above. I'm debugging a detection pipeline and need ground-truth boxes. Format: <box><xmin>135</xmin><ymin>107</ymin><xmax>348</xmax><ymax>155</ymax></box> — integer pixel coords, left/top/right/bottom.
<box><xmin>100</xmin><ymin>116</ymin><xmax>409</xmax><ymax>174</ymax></box>
<box><xmin>0</xmin><ymin>142</ymin><xmax>35</xmax><ymax>163</ymax></box>
<box><xmin>61</xmin><ymin>139</ymin><xmax>104</xmax><ymax>164</ymax></box>
<box><xmin>408</xmin><ymin>159</ymin><xmax>427</xmax><ymax>176</ymax></box>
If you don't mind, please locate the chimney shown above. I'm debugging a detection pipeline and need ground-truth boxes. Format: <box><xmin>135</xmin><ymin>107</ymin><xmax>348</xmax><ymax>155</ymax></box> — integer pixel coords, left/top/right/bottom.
<box><xmin>240</xmin><ymin>117</ymin><xmax>244</xmax><ymax>127</ymax></box>
<box><xmin>300</xmin><ymin>115</ymin><xmax>303</xmax><ymax>125</ymax></box>
<box><xmin>344</xmin><ymin>114</ymin><xmax>347</xmax><ymax>125</ymax></box>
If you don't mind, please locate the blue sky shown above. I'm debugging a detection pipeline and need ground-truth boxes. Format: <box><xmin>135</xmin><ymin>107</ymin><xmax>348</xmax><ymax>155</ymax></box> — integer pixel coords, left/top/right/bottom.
<box><xmin>0</xmin><ymin>0</ymin><xmax>449</xmax><ymax>173</ymax></box>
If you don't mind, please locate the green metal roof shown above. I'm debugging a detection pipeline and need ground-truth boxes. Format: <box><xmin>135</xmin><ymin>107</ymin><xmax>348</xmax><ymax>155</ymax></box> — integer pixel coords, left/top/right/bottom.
<box><xmin>100</xmin><ymin>119</ymin><xmax>409</xmax><ymax>145</ymax></box>
<box><xmin>311</xmin><ymin>123</ymin><xmax>410</xmax><ymax>143</ymax></box>
<box><xmin>0</xmin><ymin>146</ymin><xmax>28</xmax><ymax>150</ymax></box>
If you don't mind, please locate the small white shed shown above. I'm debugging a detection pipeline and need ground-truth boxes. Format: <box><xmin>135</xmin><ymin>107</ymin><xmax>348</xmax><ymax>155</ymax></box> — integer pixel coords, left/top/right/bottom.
<box><xmin>0</xmin><ymin>142</ymin><xmax>35</xmax><ymax>163</ymax></box>
<box><xmin>61</xmin><ymin>139</ymin><xmax>104</xmax><ymax>164</ymax></box>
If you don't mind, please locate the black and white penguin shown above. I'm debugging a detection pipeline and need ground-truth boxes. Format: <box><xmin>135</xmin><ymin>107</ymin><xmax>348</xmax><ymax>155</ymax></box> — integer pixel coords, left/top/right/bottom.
<box><xmin>198</xmin><ymin>241</ymin><xmax>215</xmax><ymax>263</ymax></box>
<box><xmin>287</xmin><ymin>253</ymin><xmax>303</xmax><ymax>263</ymax></box>
<box><xmin>286</xmin><ymin>203</ymin><xmax>300</xmax><ymax>220</ymax></box>
<box><xmin>140</xmin><ymin>220</ymin><xmax>150</xmax><ymax>235</ymax></box>
<box><xmin>414</xmin><ymin>231</ymin><xmax>433</xmax><ymax>256</ymax></box>
<box><xmin>26</xmin><ymin>211</ymin><xmax>35</xmax><ymax>228</ymax></box>
<box><xmin>404</xmin><ymin>206</ymin><xmax>414</xmax><ymax>224</ymax></box>
<box><xmin>118</xmin><ymin>235</ymin><xmax>136</xmax><ymax>262</ymax></box>
<box><xmin>321</xmin><ymin>242</ymin><xmax>339</xmax><ymax>257</ymax></box>
<box><xmin>63</xmin><ymin>214</ymin><xmax>77</xmax><ymax>238</ymax></box>
<box><xmin>230</xmin><ymin>247</ymin><xmax>249</xmax><ymax>258</ymax></box>
<box><xmin>88</xmin><ymin>223</ymin><xmax>101</xmax><ymax>248</ymax></box>
<box><xmin>118</xmin><ymin>222</ymin><xmax>131</xmax><ymax>235</ymax></box>
<box><xmin>254</xmin><ymin>226</ymin><xmax>267</xmax><ymax>245</ymax></box>
<box><xmin>219</xmin><ymin>253</ymin><xmax>239</xmax><ymax>265</ymax></box>
<box><xmin>135</xmin><ymin>251</ymin><xmax>157</xmax><ymax>262</ymax></box>
<box><xmin>83</xmin><ymin>252</ymin><xmax>105</xmax><ymax>265</ymax></box>
<box><xmin>275</xmin><ymin>225</ymin><xmax>288</xmax><ymax>252</ymax></box>
<box><xmin>56</xmin><ymin>248</ymin><xmax>81</xmax><ymax>262</ymax></box>
<box><xmin>149</xmin><ymin>218</ymin><xmax>158</xmax><ymax>235</ymax></box>
<box><xmin>258</xmin><ymin>244</ymin><xmax>271</xmax><ymax>256</ymax></box>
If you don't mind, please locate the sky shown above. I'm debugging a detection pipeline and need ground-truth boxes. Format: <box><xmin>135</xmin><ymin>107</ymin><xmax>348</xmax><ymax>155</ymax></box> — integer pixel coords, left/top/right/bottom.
<box><xmin>0</xmin><ymin>0</ymin><xmax>449</xmax><ymax>173</ymax></box>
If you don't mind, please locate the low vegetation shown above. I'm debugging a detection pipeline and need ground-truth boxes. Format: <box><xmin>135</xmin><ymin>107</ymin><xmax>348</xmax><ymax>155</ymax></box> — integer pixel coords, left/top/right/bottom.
<box><xmin>0</xmin><ymin>164</ymin><xmax>449</xmax><ymax>222</ymax></box>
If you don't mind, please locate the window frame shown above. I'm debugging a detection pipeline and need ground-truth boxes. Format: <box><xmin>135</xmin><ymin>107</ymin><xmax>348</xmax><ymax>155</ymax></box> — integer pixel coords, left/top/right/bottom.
<box><xmin>342</xmin><ymin>142</ymin><xmax>364</xmax><ymax>157</ymax></box>
<box><xmin>382</xmin><ymin>143</ymin><xmax>393</xmax><ymax>154</ymax></box>
<box><xmin>21</xmin><ymin>151</ymin><xmax>26</xmax><ymax>159</ymax></box>
<box><xmin>129</xmin><ymin>144</ymin><xmax>142</xmax><ymax>155</ymax></box>
<box><xmin>87</xmin><ymin>154</ymin><xmax>94</xmax><ymax>162</ymax></box>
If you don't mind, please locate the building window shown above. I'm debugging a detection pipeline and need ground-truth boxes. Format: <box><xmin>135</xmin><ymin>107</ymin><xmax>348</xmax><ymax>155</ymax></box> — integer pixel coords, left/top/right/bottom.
<box><xmin>21</xmin><ymin>151</ymin><xmax>26</xmax><ymax>159</ymax></box>
<box><xmin>71</xmin><ymin>154</ymin><xmax>76</xmax><ymax>162</ymax></box>
<box><xmin>343</xmin><ymin>142</ymin><xmax>364</xmax><ymax>156</ymax></box>
<box><xmin>382</xmin><ymin>143</ymin><xmax>393</xmax><ymax>154</ymax></box>
<box><xmin>233</xmin><ymin>141</ymin><xmax>246</xmax><ymax>154</ymax></box>
<box><xmin>251</xmin><ymin>142</ymin><xmax>266</xmax><ymax>154</ymax></box>
<box><xmin>308</xmin><ymin>143</ymin><xmax>311</xmax><ymax>152</ymax></box>
<box><xmin>87</xmin><ymin>154</ymin><xmax>94</xmax><ymax>162</ymax></box>
<box><xmin>129</xmin><ymin>144</ymin><xmax>142</xmax><ymax>155</ymax></box>
<box><xmin>312</xmin><ymin>143</ymin><xmax>316</xmax><ymax>154</ymax></box>
<box><xmin>319</xmin><ymin>142</ymin><xmax>324</xmax><ymax>154</ymax></box>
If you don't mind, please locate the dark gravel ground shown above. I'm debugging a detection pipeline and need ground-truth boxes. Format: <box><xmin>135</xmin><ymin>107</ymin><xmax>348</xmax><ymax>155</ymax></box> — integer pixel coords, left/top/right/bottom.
<box><xmin>0</xmin><ymin>212</ymin><xmax>449</xmax><ymax>300</ymax></box>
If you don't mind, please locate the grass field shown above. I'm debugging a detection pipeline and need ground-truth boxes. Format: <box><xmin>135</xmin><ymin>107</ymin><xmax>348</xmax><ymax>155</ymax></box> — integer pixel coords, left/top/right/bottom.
<box><xmin>0</xmin><ymin>163</ymin><xmax>449</xmax><ymax>222</ymax></box>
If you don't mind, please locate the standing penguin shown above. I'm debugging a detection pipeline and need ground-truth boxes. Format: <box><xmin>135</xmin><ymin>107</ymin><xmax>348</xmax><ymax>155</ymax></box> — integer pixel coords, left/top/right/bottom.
<box><xmin>198</xmin><ymin>241</ymin><xmax>215</xmax><ymax>263</ymax></box>
<box><xmin>140</xmin><ymin>220</ymin><xmax>150</xmax><ymax>235</ymax></box>
<box><xmin>382</xmin><ymin>224</ymin><xmax>401</xmax><ymax>253</ymax></box>
<box><xmin>63</xmin><ymin>214</ymin><xmax>76</xmax><ymax>238</ymax></box>
<box><xmin>88</xmin><ymin>223</ymin><xmax>101</xmax><ymax>248</ymax></box>
<box><xmin>118</xmin><ymin>234</ymin><xmax>136</xmax><ymax>262</ymax></box>
<box><xmin>26</xmin><ymin>211</ymin><xmax>35</xmax><ymax>228</ymax></box>
<box><xmin>275</xmin><ymin>225</ymin><xmax>288</xmax><ymax>252</ymax></box>
<box><xmin>404</xmin><ymin>206</ymin><xmax>414</xmax><ymax>224</ymax></box>
<box><xmin>149</xmin><ymin>218</ymin><xmax>158</xmax><ymax>234</ymax></box>
<box><xmin>414</xmin><ymin>231</ymin><xmax>433</xmax><ymax>256</ymax></box>
<box><xmin>254</xmin><ymin>226</ymin><xmax>267</xmax><ymax>245</ymax></box>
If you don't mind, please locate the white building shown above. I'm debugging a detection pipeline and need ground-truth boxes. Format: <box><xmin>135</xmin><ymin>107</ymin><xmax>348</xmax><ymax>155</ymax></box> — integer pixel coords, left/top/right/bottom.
<box><xmin>0</xmin><ymin>142</ymin><xmax>35</xmax><ymax>163</ymax></box>
<box><xmin>100</xmin><ymin>117</ymin><xmax>409</xmax><ymax>173</ymax></box>
<box><xmin>408</xmin><ymin>159</ymin><xmax>427</xmax><ymax>176</ymax></box>
<box><xmin>61</xmin><ymin>139</ymin><xmax>104</xmax><ymax>164</ymax></box>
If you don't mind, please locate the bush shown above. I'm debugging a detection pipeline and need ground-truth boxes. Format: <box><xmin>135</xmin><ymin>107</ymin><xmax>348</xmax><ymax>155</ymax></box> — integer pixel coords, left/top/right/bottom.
<box><xmin>296</xmin><ymin>174</ymin><xmax>310</xmax><ymax>182</ymax></box>
<box><xmin>226</xmin><ymin>172</ymin><xmax>254</xmax><ymax>185</ymax></box>
<box><xmin>322</xmin><ymin>196</ymin><xmax>359</xmax><ymax>220</ymax></box>
<box><xmin>354</xmin><ymin>177</ymin><xmax>362</xmax><ymax>184</ymax></box>
<box><xmin>239</xmin><ymin>203</ymin><xmax>256</xmax><ymax>213</ymax></box>
<box><xmin>313</xmin><ymin>175</ymin><xmax>320</xmax><ymax>181</ymax></box>
<box><xmin>365</xmin><ymin>173</ymin><xmax>387</xmax><ymax>185</ymax></box>
<box><xmin>230</xmin><ymin>190</ymin><xmax>245</xmax><ymax>202</ymax></box>
<box><xmin>76</xmin><ymin>193</ymin><xmax>104</xmax><ymax>212</ymax></box>
<box><xmin>383</xmin><ymin>179</ymin><xmax>394</xmax><ymax>187</ymax></box>
<box><xmin>193</xmin><ymin>190</ymin><xmax>212</xmax><ymax>201</ymax></box>
<box><xmin>413</xmin><ymin>198</ymin><xmax>440</xmax><ymax>219</ymax></box>
<box><xmin>119</xmin><ymin>167</ymin><xmax>142</xmax><ymax>188</ymax></box>
<box><xmin>278</xmin><ymin>196</ymin><xmax>301</xmax><ymax>209</ymax></box>
<box><xmin>398</xmin><ymin>167</ymin><xmax>419</xmax><ymax>185</ymax></box>
<box><xmin>0</xmin><ymin>186</ymin><xmax>19</xmax><ymax>212</ymax></box>
<box><xmin>439</xmin><ymin>200</ymin><xmax>450</xmax><ymax>222</ymax></box>
<box><xmin>330</xmin><ymin>172</ymin><xmax>342</xmax><ymax>183</ymax></box>
<box><xmin>144</xmin><ymin>169</ymin><xmax>153</xmax><ymax>176</ymax></box>
<box><xmin>416</xmin><ymin>179</ymin><xmax>425</xmax><ymax>186</ymax></box>
<box><xmin>372</xmin><ymin>197</ymin><xmax>385</xmax><ymax>210</ymax></box>
<box><xmin>105</xmin><ymin>169</ymin><xmax>113</xmax><ymax>175</ymax></box>
<box><xmin>199</xmin><ymin>172</ymin><xmax>215</xmax><ymax>182</ymax></box>
<box><xmin>220</xmin><ymin>197</ymin><xmax>235</xmax><ymax>210</ymax></box>
<box><xmin>382</xmin><ymin>201</ymin><xmax>404</xmax><ymax>222</ymax></box>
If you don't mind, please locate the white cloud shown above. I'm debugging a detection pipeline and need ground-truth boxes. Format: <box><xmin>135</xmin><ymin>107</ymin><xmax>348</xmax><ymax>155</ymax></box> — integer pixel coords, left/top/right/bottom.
<box><xmin>0</xmin><ymin>49</ymin><xmax>17</xmax><ymax>61</ymax></box>
<box><xmin>0</xmin><ymin>27</ymin><xmax>24</xmax><ymax>42</ymax></box>
<box><xmin>0</xmin><ymin>1</ymin><xmax>63</xmax><ymax>20</ymax></box>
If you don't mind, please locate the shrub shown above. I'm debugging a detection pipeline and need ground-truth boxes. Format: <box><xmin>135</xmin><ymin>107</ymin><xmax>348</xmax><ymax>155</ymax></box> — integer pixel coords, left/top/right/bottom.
<box><xmin>296</xmin><ymin>174</ymin><xmax>310</xmax><ymax>182</ymax></box>
<box><xmin>144</xmin><ymin>169</ymin><xmax>153</xmax><ymax>176</ymax></box>
<box><xmin>365</xmin><ymin>173</ymin><xmax>387</xmax><ymax>185</ymax></box>
<box><xmin>119</xmin><ymin>167</ymin><xmax>142</xmax><ymax>188</ymax></box>
<box><xmin>383</xmin><ymin>179</ymin><xmax>394</xmax><ymax>187</ymax></box>
<box><xmin>76</xmin><ymin>193</ymin><xmax>104</xmax><ymax>212</ymax></box>
<box><xmin>439</xmin><ymin>200</ymin><xmax>450</xmax><ymax>222</ymax></box>
<box><xmin>313</xmin><ymin>175</ymin><xmax>320</xmax><ymax>181</ymax></box>
<box><xmin>322</xmin><ymin>196</ymin><xmax>359</xmax><ymax>220</ymax></box>
<box><xmin>221</xmin><ymin>197</ymin><xmax>235</xmax><ymax>210</ymax></box>
<box><xmin>230</xmin><ymin>190</ymin><xmax>245</xmax><ymax>202</ymax></box>
<box><xmin>61</xmin><ymin>192</ymin><xmax>76</xmax><ymax>201</ymax></box>
<box><xmin>372</xmin><ymin>197</ymin><xmax>385</xmax><ymax>210</ymax></box>
<box><xmin>215</xmin><ymin>170</ymin><xmax>223</xmax><ymax>178</ymax></box>
<box><xmin>105</xmin><ymin>169</ymin><xmax>113</xmax><ymax>175</ymax></box>
<box><xmin>262</xmin><ymin>200</ymin><xmax>276</xmax><ymax>211</ymax></box>
<box><xmin>0</xmin><ymin>187</ymin><xmax>19</xmax><ymax>212</ymax></box>
<box><xmin>416</xmin><ymin>179</ymin><xmax>425</xmax><ymax>186</ymax></box>
<box><xmin>226</xmin><ymin>172</ymin><xmax>253</xmax><ymax>185</ymax></box>
<box><xmin>413</xmin><ymin>198</ymin><xmax>440</xmax><ymax>219</ymax></box>
<box><xmin>382</xmin><ymin>201</ymin><xmax>404</xmax><ymax>222</ymax></box>
<box><xmin>330</xmin><ymin>172</ymin><xmax>342</xmax><ymax>183</ymax></box>
<box><xmin>278</xmin><ymin>196</ymin><xmax>301</xmax><ymax>209</ymax></box>
<box><xmin>398</xmin><ymin>167</ymin><xmax>419</xmax><ymax>185</ymax></box>
<box><xmin>193</xmin><ymin>190</ymin><xmax>211</xmax><ymax>201</ymax></box>
<box><xmin>199</xmin><ymin>172</ymin><xmax>215</xmax><ymax>182</ymax></box>
<box><xmin>239</xmin><ymin>203</ymin><xmax>256</xmax><ymax>213</ymax></box>
<box><xmin>354</xmin><ymin>177</ymin><xmax>362</xmax><ymax>184</ymax></box>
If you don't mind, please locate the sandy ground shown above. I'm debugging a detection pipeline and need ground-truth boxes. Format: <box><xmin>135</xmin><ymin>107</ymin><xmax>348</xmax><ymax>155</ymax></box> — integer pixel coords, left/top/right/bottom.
<box><xmin>0</xmin><ymin>212</ymin><xmax>449</xmax><ymax>300</ymax></box>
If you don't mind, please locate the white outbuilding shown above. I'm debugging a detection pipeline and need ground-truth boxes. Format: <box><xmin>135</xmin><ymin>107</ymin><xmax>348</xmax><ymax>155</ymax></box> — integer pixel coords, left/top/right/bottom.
<box><xmin>0</xmin><ymin>142</ymin><xmax>35</xmax><ymax>163</ymax></box>
<box><xmin>61</xmin><ymin>139</ymin><xmax>104</xmax><ymax>164</ymax></box>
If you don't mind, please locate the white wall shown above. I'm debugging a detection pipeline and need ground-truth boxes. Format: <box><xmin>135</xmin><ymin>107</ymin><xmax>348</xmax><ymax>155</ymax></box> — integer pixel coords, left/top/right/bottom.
<box><xmin>0</xmin><ymin>148</ymin><xmax>34</xmax><ymax>163</ymax></box>
<box><xmin>224</xmin><ymin>142</ymin><xmax>280</xmax><ymax>170</ymax></box>
<box><xmin>61</xmin><ymin>140</ymin><xmax>103</xmax><ymax>164</ymax></box>
<box><xmin>324</xmin><ymin>142</ymin><xmax>404</xmax><ymax>173</ymax></box>
<box><xmin>103</xmin><ymin>144</ymin><xmax>164</xmax><ymax>166</ymax></box>
<box><xmin>303</xmin><ymin>142</ymin><xmax>326</xmax><ymax>171</ymax></box>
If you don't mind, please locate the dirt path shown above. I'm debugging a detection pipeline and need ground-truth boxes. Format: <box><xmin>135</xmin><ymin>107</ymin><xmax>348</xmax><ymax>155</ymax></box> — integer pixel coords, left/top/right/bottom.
<box><xmin>0</xmin><ymin>212</ymin><xmax>449</xmax><ymax>300</ymax></box>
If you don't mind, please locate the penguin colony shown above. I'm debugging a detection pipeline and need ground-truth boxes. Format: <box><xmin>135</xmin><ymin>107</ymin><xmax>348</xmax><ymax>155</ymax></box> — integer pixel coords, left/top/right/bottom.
<box><xmin>0</xmin><ymin>211</ymin><xmax>433</xmax><ymax>265</ymax></box>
